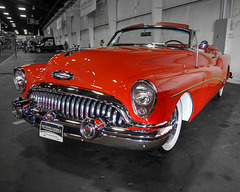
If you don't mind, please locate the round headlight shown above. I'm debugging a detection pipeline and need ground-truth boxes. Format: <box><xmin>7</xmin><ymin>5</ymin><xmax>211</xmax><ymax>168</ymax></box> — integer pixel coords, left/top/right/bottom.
<box><xmin>133</xmin><ymin>83</ymin><xmax>154</xmax><ymax>106</ymax></box>
<box><xmin>131</xmin><ymin>80</ymin><xmax>157</xmax><ymax>118</ymax></box>
<box><xmin>13</xmin><ymin>68</ymin><xmax>27</xmax><ymax>94</ymax></box>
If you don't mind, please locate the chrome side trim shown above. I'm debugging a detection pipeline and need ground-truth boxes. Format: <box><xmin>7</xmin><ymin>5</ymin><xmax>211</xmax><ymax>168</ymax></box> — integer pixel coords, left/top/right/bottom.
<box><xmin>171</xmin><ymin>78</ymin><xmax>224</xmax><ymax>98</ymax></box>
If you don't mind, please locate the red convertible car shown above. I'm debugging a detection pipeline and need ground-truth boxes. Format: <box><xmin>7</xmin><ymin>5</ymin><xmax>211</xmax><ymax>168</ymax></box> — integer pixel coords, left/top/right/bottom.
<box><xmin>12</xmin><ymin>22</ymin><xmax>231</xmax><ymax>152</ymax></box>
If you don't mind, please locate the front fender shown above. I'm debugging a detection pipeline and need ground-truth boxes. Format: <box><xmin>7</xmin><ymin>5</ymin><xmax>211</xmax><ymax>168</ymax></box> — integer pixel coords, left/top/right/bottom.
<box><xmin>18</xmin><ymin>63</ymin><xmax>47</xmax><ymax>98</ymax></box>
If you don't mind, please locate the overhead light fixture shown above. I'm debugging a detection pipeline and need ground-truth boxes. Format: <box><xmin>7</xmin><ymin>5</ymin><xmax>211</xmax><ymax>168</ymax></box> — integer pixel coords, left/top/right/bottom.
<box><xmin>3</xmin><ymin>12</ymin><xmax>9</xmax><ymax>15</ymax></box>
<box><xmin>24</xmin><ymin>29</ymin><xmax>27</xmax><ymax>35</ymax></box>
<box><xmin>18</xmin><ymin>7</ymin><xmax>26</xmax><ymax>11</ymax></box>
<box><xmin>10</xmin><ymin>20</ymin><xmax>14</xmax><ymax>23</ymax></box>
<box><xmin>0</xmin><ymin>6</ymin><xmax>5</xmax><ymax>9</ymax></box>
<box><xmin>7</xmin><ymin>17</ymin><xmax>12</xmax><ymax>19</ymax></box>
<box><xmin>15</xmin><ymin>30</ymin><xmax>19</xmax><ymax>35</ymax></box>
<box><xmin>20</xmin><ymin>14</ymin><xmax>27</xmax><ymax>17</ymax></box>
<box><xmin>12</xmin><ymin>23</ymin><xmax>16</xmax><ymax>27</ymax></box>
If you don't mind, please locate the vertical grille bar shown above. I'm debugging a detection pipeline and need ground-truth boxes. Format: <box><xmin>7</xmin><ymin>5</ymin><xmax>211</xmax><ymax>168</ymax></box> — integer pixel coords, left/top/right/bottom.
<box><xmin>70</xmin><ymin>96</ymin><xmax>76</xmax><ymax>118</ymax></box>
<box><xmin>90</xmin><ymin>101</ymin><xmax>97</xmax><ymax>117</ymax></box>
<box><xmin>80</xmin><ymin>98</ymin><xmax>87</xmax><ymax>119</ymax></box>
<box><xmin>85</xmin><ymin>99</ymin><xmax>91</xmax><ymax>118</ymax></box>
<box><xmin>61</xmin><ymin>95</ymin><xmax>67</xmax><ymax>116</ymax></box>
<box><xmin>101</xmin><ymin>104</ymin><xmax>107</xmax><ymax>116</ymax></box>
<box><xmin>54</xmin><ymin>95</ymin><xmax>58</xmax><ymax>110</ymax></box>
<box><xmin>112</xmin><ymin>110</ymin><xmax>118</xmax><ymax>124</ymax></box>
<box><xmin>66</xmin><ymin>95</ymin><xmax>71</xmax><ymax>117</ymax></box>
<box><xmin>56</xmin><ymin>95</ymin><xmax>61</xmax><ymax>111</ymax></box>
<box><xmin>50</xmin><ymin>94</ymin><xmax>54</xmax><ymax>110</ymax></box>
<box><xmin>106</xmin><ymin>106</ymin><xmax>112</xmax><ymax>118</ymax></box>
<box><xmin>75</xmin><ymin>97</ymin><xmax>81</xmax><ymax>119</ymax></box>
<box><xmin>96</xmin><ymin>102</ymin><xmax>102</xmax><ymax>116</ymax></box>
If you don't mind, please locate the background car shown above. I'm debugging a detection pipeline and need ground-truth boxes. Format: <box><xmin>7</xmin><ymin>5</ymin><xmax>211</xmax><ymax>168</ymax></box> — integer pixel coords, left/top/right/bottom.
<box><xmin>34</xmin><ymin>37</ymin><xmax>64</xmax><ymax>53</ymax></box>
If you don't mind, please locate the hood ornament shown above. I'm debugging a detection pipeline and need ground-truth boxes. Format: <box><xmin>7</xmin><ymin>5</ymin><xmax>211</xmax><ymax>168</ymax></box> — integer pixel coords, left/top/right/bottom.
<box><xmin>52</xmin><ymin>70</ymin><xmax>74</xmax><ymax>80</ymax></box>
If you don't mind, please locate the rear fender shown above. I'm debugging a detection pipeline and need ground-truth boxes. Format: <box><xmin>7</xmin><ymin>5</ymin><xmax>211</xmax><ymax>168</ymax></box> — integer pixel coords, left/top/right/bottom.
<box><xmin>216</xmin><ymin>55</ymin><xmax>231</xmax><ymax>81</ymax></box>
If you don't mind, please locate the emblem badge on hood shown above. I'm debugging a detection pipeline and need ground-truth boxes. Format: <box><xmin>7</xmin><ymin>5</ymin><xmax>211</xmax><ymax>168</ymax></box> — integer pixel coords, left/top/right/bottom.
<box><xmin>52</xmin><ymin>70</ymin><xmax>74</xmax><ymax>80</ymax></box>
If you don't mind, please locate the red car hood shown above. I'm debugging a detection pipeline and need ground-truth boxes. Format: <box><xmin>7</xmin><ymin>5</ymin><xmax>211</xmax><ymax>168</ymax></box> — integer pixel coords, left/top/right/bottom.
<box><xmin>44</xmin><ymin>46</ymin><xmax>193</xmax><ymax>96</ymax></box>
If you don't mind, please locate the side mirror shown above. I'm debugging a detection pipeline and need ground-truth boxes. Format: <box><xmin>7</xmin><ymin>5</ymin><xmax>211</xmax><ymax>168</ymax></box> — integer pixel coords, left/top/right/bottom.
<box><xmin>200</xmin><ymin>40</ymin><xmax>209</xmax><ymax>49</ymax></box>
<box><xmin>100</xmin><ymin>39</ymin><xmax>105</xmax><ymax>47</ymax></box>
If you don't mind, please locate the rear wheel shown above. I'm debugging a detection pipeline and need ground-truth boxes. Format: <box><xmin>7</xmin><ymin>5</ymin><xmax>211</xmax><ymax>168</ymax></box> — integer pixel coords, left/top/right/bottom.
<box><xmin>162</xmin><ymin>100</ymin><xmax>183</xmax><ymax>151</ymax></box>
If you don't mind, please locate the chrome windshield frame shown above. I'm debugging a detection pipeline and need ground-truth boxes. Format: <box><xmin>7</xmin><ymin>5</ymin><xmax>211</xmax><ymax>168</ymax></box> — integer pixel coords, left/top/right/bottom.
<box><xmin>107</xmin><ymin>25</ymin><xmax>194</xmax><ymax>50</ymax></box>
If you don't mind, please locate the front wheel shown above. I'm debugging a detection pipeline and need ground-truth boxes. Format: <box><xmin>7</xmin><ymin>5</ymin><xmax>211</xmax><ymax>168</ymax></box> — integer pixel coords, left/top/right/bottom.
<box><xmin>162</xmin><ymin>100</ymin><xmax>183</xmax><ymax>151</ymax></box>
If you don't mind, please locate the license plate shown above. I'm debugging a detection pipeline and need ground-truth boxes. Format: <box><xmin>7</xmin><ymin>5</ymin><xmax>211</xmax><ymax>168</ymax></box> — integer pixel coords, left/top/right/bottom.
<box><xmin>40</xmin><ymin>120</ymin><xmax>63</xmax><ymax>142</ymax></box>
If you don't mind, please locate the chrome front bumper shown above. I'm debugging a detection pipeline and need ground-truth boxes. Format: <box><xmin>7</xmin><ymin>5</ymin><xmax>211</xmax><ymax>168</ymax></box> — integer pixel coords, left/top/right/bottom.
<box><xmin>12</xmin><ymin>97</ymin><xmax>172</xmax><ymax>150</ymax></box>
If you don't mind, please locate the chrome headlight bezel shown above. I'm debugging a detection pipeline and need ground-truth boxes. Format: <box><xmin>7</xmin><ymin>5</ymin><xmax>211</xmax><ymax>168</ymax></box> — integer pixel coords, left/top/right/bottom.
<box><xmin>13</xmin><ymin>67</ymin><xmax>27</xmax><ymax>94</ymax></box>
<box><xmin>131</xmin><ymin>79</ymin><xmax>157</xmax><ymax>118</ymax></box>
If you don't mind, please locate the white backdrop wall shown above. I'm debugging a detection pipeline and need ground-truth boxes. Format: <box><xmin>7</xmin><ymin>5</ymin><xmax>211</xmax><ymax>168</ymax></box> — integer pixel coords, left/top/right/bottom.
<box><xmin>162</xmin><ymin>0</ymin><xmax>221</xmax><ymax>44</ymax></box>
<box><xmin>94</xmin><ymin>24</ymin><xmax>110</xmax><ymax>47</ymax></box>
<box><xmin>228</xmin><ymin>0</ymin><xmax>240</xmax><ymax>84</ymax></box>
<box><xmin>117</xmin><ymin>0</ymin><xmax>151</xmax><ymax>21</ymax></box>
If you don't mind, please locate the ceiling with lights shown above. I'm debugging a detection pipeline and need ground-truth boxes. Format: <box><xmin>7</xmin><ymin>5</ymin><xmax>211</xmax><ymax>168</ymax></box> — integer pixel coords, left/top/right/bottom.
<box><xmin>0</xmin><ymin>0</ymin><xmax>69</xmax><ymax>35</ymax></box>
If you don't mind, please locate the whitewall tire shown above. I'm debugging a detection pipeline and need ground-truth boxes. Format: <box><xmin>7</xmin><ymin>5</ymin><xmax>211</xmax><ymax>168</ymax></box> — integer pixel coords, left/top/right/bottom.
<box><xmin>162</xmin><ymin>100</ymin><xmax>183</xmax><ymax>151</ymax></box>
<box><xmin>217</xmin><ymin>86</ymin><xmax>224</xmax><ymax>98</ymax></box>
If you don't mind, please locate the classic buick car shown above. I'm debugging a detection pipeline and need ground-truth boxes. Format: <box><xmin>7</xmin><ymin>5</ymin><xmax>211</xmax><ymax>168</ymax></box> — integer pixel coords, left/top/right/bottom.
<box><xmin>12</xmin><ymin>22</ymin><xmax>231</xmax><ymax>152</ymax></box>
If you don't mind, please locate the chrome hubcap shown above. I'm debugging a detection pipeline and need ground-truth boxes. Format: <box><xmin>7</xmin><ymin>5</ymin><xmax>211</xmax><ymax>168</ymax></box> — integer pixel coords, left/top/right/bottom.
<box><xmin>168</xmin><ymin>107</ymin><xmax>179</xmax><ymax>142</ymax></box>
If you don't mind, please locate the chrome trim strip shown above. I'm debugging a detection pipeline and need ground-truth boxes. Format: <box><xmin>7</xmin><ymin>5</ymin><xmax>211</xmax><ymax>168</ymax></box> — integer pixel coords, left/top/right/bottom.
<box><xmin>64</xmin><ymin>132</ymin><xmax>168</xmax><ymax>150</ymax></box>
<box><xmin>171</xmin><ymin>78</ymin><xmax>224</xmax><ymax>98</ymax></box>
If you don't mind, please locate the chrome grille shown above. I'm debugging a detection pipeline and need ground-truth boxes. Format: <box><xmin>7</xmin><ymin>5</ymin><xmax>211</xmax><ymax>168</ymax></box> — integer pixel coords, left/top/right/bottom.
<box><xmin>29</xmin><ymin>90</ymin><xmax>125</xmax><ymax>126</ymax></box>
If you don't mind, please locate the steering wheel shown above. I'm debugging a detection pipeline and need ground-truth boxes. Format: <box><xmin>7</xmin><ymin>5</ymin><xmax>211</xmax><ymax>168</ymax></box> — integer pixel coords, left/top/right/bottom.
<box><xmin>165</xmin><ymin>40</ymin><xmax>186</xmax><ymax>48</ymax></box>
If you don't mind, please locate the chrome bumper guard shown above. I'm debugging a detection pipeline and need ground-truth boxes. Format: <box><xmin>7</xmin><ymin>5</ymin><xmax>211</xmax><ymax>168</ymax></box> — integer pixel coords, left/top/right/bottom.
<box><xmin>12</xmin><ymin>97</ymin><xmax>172</xmax><ymax>150</ymax></box>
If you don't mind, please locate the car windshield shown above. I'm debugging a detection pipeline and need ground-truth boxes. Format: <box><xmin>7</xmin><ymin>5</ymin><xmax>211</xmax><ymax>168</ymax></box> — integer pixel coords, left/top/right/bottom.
<box><xmin>109</xmin><ymin>27</ymin><xmax>190</xmax><ymax>49</ymax></box>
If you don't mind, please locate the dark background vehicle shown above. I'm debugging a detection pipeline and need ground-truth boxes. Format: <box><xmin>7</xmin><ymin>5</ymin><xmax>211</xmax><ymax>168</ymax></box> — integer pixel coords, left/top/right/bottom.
<box><xmin>22</xmin><ymin>40</ymin><xmax>37</xmax><ymax>53</ymax></box>
<box><xmin>34</xmin><ymin>37</ymin><xmax>64</xmax><ymax>53</ymax></box>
